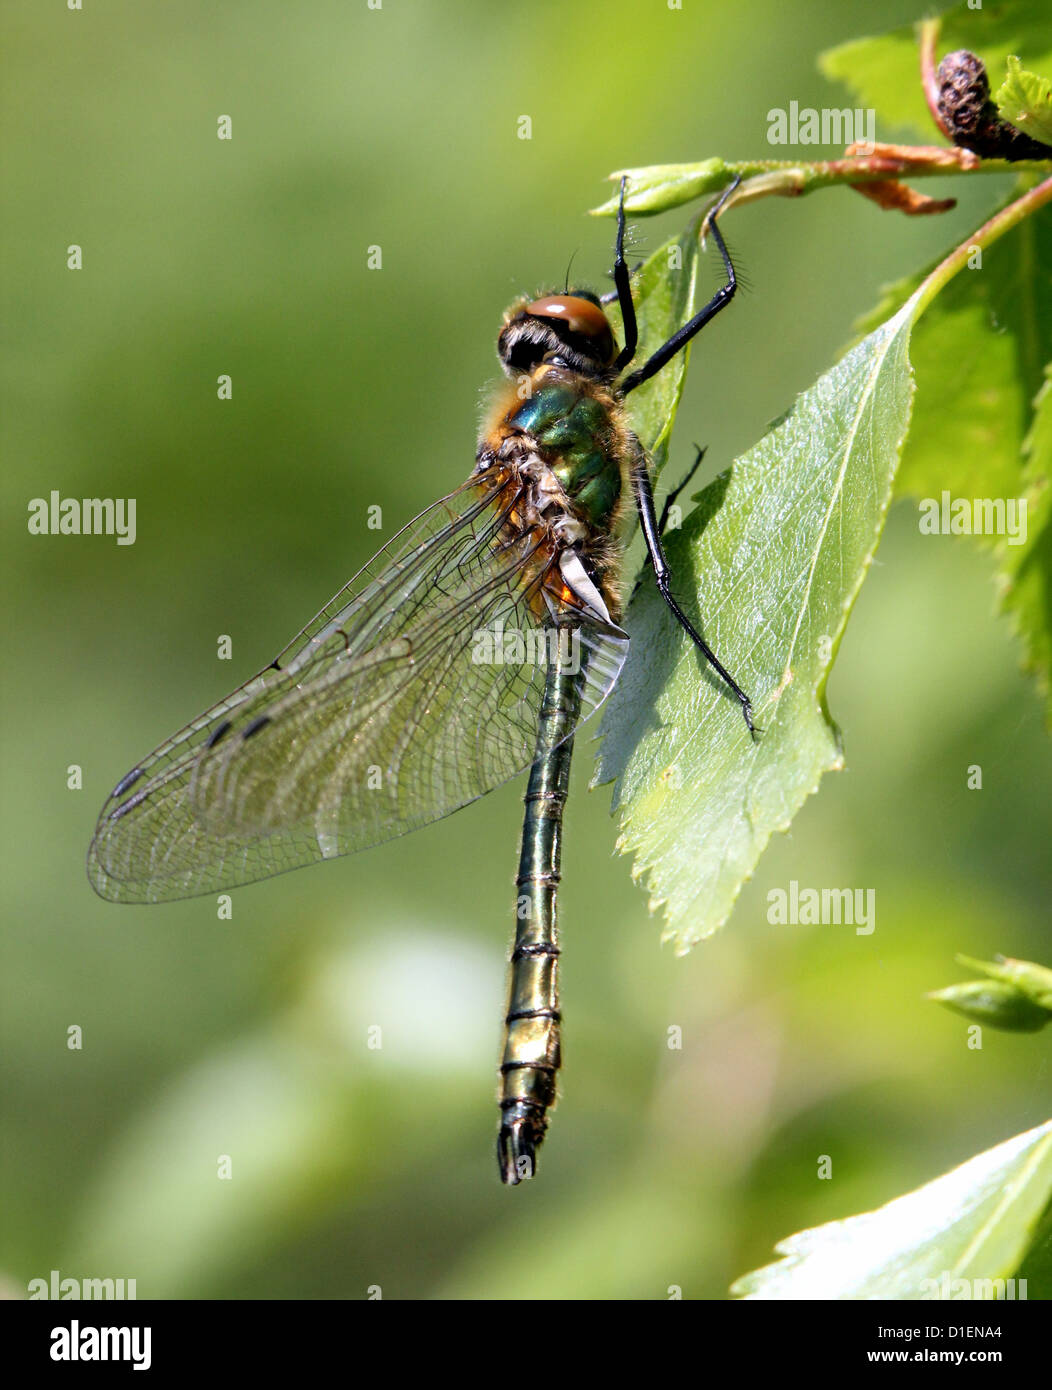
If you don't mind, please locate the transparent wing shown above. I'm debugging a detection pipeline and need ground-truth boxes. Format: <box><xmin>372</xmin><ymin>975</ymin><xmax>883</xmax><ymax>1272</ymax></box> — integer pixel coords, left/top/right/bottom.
<box><xmin>88</xmin><ymin>466</ymin><xmax>629</xmax><ymax>903</ymax></box>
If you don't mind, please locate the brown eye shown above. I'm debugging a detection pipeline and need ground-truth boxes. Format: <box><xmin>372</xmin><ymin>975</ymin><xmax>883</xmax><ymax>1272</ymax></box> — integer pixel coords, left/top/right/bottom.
<box><xmin>524</xmin><ymin>295</ymin><xmax>616</xmax><ymax>364</ymax></box>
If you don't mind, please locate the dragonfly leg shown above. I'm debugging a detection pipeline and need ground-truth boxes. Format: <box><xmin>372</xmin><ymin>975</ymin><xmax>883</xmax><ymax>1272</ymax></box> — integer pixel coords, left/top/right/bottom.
<box><xmin>632</xmin><ymin>454</ymin><xmax>756</xmax><ymax>738</ymax></box>
<box><xmin>658</xmin><ymin>444</ymin><xmax>707</xmax><ymax>537</ymax></box>
<box><xmin>620</xmin><ymin>176</ymin><xmax>740</xmax><ymax>396</ymax></box>
<box><xmin>498</xmin><ymin>649</ymin><xmax>580</xmax><ymax>1185</ymax></box>
<box><xmin>612</xmin><ymin>175</ymin><xmax>639</xmax><ymax>372</ymax></box>
<box><xmin>599</xmin><ymin>260</ymin><xmax>643</xmax><ymax>307</ymax></box>
<box><xmin>630</xmin><ymin>445</ymin><xmax>710</xmax><ymax>602</ymax></box>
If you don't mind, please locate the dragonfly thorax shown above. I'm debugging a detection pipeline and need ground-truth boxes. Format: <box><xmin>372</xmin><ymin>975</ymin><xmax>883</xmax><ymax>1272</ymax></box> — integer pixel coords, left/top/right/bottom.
<box><xmin>477</xmin><ymin>364</ymin><xmax>635</xmax><ymax>626</ymax></box>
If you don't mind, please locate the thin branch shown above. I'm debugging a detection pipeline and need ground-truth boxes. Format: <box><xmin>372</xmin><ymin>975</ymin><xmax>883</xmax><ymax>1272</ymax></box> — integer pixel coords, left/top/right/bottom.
<box><xmin>919</xmin><ymin>18</ymin><xmax>951</xmax><ymax>139</ymax></box>
<box><xmin>593</xmin><ymin>147</ymin><xmax>1050</xmax><ymax>221</ymax></box>
<box><xmin>913</xmin><ymin>173</ymin><xmax>1052</xmax><ymax>316</ymax></box>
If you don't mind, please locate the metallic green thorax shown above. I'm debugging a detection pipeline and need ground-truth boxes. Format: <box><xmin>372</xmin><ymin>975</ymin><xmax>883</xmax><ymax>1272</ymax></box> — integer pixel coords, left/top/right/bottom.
<box><xmin>497</xmin><ymin>643</ymin><xmax>583</xmax><ymax>1184</ymax></box>
<box><xmin>509</xmin><ymin>380</ymin><xmax>622</xmax><ymax>532</ymax></box>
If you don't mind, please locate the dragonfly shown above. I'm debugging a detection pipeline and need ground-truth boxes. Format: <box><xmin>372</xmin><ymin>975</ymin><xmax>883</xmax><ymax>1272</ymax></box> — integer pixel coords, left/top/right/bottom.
<box><xmin>87</xmin><ymin>176</ymin><xmax>754</xmax><ymax>1185</ymax></box>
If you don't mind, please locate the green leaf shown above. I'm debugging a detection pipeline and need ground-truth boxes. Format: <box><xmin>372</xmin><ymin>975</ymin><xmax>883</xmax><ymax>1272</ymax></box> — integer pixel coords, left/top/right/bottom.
<box><xmin>853</xmin><ymin>206</ymin><xmax>1051</xmax><ymax>503</ymax></box>
<box><xmin>1002</xmin><ymin>366</ymin><xmax>1052</xmax><ymax>717</ymax></box>
<box><xmin>606</xmin><ymin>212</ymin><xmax>707</xmax><ymax>484</ymax></box>
<box><xmin>996</xmin><ymin>56</ymin><xmax>1052</xmax><ymax>146</ymax></box>
<box><xmin>956</xmin><ymin>953</ymin><xmax>1052</xmax><ymax>1011</ymax></box>
<box><xmin>595</xmin><ymin>292</ymin><xmax>920</xmax><ymax>950</ymax></box>
<box><xmin>1015</xmin><ymin>1198</ymin><xmax>1052</xmax><ymax>1292</ymax></box>
<box><xmin>591</xmin><ymin>159</ymin><xmax>731</xmax><ymax>219</ymax></box>
<box><xmin>818</xmin><ymin>27</ymin><xmax>931</xmax><ymax>136</ymax></box>
<box><xmin>820</xmin><ymin>0</ymin><xmax>1052</xmax><ymax>138</ymax></box>
<box><xmin>853</xmin><ymin>209</ymin><xmax>1052</xmax><ymax>718</ymax></box>
<box><xmin>931</xmin><ymin>955</ymin><xmax>1052</xmax><ymax>1031</ymax></box>
<box><xmin>930</xmin><ymin>979</ymin><xmax>1051</xmax><ymax>1032</ymax></box>
<box><xmin>732</xmin><ymin>1119</ymin><xmax>1052</xmax><ymax>1299</ymax></box>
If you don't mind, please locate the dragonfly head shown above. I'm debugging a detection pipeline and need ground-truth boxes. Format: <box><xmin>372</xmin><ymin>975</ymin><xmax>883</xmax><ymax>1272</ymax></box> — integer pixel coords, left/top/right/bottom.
<box><xmin>498</xmin><ymin>290</ymin><xmax>618</xmax><ymax>381</ymax></box>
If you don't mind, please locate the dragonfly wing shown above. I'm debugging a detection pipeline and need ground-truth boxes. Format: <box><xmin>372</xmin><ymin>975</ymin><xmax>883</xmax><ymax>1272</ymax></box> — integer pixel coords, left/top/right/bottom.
<box><xmin>88</xmin><ymin>468</ymin><xmax>628</xmax><ymax>903</ymax></box>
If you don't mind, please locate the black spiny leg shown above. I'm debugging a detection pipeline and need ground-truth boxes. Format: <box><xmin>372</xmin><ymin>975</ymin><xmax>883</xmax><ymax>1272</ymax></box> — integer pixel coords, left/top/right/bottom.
<box><xmin>612</xmin><ymin>175</ymin><xmax>638</xmax><ymax>372</ymax></box>
<box><xmin>615</xmin><ymin>177</ymin><xmax>753</xmax><ymax>735</ymax></box>
<box><xmin>632</xmin><ymin>454</ymin><xmax>756</xmax><ymax>737</ymax></box>
<box><xmin>658</xmin><ymin>444</ymin><xmax>707</xmax><ymax>537</ymax></box>
<box><xmin>620</xmin><ymin>176</ymin><xmax>740</xmax><ymax>396</ymax></box>
<box><xmin>599</xmin><ymin>262</ymin><xmax>643</xmax><ymax>307</ymax></box>
<box><xmin>631</xmin><ymin>445</ymin><xmax>708</xmax><ymax>600</ymax></box>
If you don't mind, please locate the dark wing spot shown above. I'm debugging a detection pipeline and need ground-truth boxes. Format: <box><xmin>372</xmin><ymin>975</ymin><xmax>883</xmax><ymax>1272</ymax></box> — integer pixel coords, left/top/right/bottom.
<box><xmin>111</xmin><ymin>767</ymin><xmax>144</xmax><ymax>799</ymax></box>
<box><xmin>242</xmin><ymin>715</ymin><xmax>272</xmax><ymax>740</ymax></box>
<box><xmin>205</xmin><ymin>719</ymin><xmax>232</xmax><ymax>749</ymax></box>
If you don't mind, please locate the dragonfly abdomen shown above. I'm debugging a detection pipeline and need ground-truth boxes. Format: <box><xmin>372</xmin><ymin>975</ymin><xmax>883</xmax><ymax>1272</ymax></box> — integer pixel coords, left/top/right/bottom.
<box><xmin>497</xmin><ymin>649</ymin><xmax>582</xmax><ymax>1185</ymax></box>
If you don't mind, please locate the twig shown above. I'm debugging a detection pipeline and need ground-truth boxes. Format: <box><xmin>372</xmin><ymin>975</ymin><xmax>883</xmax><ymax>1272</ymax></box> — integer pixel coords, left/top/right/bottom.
<box><xmin>919</xmin><ymin>18</ymin><xmax>951</xmax><ymax>139</ymax></box>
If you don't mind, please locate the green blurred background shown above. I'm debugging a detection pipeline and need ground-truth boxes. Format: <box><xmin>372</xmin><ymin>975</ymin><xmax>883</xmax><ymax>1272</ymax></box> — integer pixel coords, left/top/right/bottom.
<box><xmin>3</xmin><ymin>0</ymin><xmax>1049</xmax><ymax>1299</ymax></box>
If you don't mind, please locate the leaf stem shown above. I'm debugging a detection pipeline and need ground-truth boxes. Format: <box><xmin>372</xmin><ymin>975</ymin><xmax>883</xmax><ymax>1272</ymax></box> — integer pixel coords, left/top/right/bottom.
<box><xmin>593</xmin><ymin>150</ymin><xmax>1052</xmax><ymax>218</ymax></box>
<box><xmin>913</xmin><ymin>173</ymin><xmax>1052</xmax><ymax>316</ymax></box>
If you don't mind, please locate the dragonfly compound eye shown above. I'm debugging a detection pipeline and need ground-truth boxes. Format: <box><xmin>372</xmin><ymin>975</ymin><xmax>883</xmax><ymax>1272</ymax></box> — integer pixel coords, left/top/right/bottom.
<box><xmin>524</xmin><ymin>295</ymin><xmax>616</xmax><ymax>365</ymax></box>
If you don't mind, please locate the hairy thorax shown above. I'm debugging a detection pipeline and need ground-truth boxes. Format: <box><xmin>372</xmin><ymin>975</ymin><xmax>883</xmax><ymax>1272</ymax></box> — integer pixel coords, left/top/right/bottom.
<box><xmin>475</xmin><ymin>363</ymin><xmax>636</xmax><ymax>625</ymax></box>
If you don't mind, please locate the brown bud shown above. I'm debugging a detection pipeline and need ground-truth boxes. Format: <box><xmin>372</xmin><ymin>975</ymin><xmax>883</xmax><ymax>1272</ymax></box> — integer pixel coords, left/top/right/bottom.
<box><xmin>936</xmin><ymin>49</ymin><xmax>1052</xmax><ymax>161</ymax></box>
